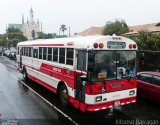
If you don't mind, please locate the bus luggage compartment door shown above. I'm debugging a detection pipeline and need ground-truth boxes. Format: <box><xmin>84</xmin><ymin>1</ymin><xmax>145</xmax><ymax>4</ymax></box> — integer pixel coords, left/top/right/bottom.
<box><xmin>75</xmin><ymin>75</ymin><xmax>86</xmax><ymax>102</ymax></box>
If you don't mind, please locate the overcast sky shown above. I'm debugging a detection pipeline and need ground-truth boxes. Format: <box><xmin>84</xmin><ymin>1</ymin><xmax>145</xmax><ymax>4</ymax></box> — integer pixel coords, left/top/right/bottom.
<box><xmin>0</xmin><ymin>0</ymin><xmax>160</xmax><ymax>35</ymax></box>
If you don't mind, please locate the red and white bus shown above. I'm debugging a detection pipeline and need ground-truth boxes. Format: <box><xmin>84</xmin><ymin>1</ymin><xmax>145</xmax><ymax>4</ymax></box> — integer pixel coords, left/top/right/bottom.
<box><xmin>17</xmin><ymin>35</ymin><xmax>137</xmax><ymax>112</ymax></box>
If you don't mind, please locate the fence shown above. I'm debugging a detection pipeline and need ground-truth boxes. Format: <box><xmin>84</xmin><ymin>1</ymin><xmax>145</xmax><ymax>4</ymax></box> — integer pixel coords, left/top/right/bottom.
<box><xmin>137</xmin><ymin>50</ymin><xmax>160</xmax><ymax>72</ymax></box>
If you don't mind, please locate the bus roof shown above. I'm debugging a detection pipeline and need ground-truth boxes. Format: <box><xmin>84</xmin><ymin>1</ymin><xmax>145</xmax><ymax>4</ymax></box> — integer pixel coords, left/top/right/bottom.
<box><xmin>17</xmin><ymin>35</ymin><xmax>137</xmax><ymax>50</ymax></box>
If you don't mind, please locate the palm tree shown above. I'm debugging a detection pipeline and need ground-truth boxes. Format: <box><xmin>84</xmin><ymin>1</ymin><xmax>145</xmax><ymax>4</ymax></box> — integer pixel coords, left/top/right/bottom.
<box><xmin>59</xmin><ymin>24</ymin><xmax>67</xmax><ymax>36</ymax></box>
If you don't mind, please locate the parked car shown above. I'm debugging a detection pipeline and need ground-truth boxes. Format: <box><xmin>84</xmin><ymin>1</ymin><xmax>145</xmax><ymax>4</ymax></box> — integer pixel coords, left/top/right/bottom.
<box><xmin>4</xmin><ymin>50</ymin><xmax>10</xmax><ymax>56</ymax></box>
<box><xmin>9</xmin><ymin>50</ymin><xmax>16</xmax><ymax>59</ymax></box>
<box><xmin>137</xmin><ymin>71</ymin><xmax>160</xmax><ymax>103</ymax></box>
<box><xmin>6</xmin><ymin>50</ymin><xmax>10</xmax><ymax>57</ymax></box>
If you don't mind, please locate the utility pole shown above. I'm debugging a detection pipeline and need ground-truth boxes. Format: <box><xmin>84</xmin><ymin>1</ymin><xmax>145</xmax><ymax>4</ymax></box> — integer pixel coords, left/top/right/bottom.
<box><xmin>69</xmin><ymin>26</ymin><xmax>70</xmax><ymax>37</ymax></box>
<box><xmin>59</xmin><ymin>28</ymin><xmax>61</xmax><ymax>37</ymax></box>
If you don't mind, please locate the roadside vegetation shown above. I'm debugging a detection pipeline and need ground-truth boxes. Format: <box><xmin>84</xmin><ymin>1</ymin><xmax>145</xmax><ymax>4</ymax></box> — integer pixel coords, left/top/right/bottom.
<box><xmin>0</xmin><ymin>21</ymin><xmax>160</xmax><ymax>51</ymax></box>
<box><xmin>102</xmin><ymin>19</ymin><xmax>129</xmax><ymax>36</ymax></box>
<box><xmin>102</xmin><ymin>19</ymin><xmax>160</xmax><ymax>50</ymax></box>
<box><xmin>129</xmin><ymin>31</ymin><xmax>160</xmax><ymax>50</ymax></box>
<box><xmin>0</xmin><ymin>27</ymin><xmax>27</xmax><ymax>48</ymax></box>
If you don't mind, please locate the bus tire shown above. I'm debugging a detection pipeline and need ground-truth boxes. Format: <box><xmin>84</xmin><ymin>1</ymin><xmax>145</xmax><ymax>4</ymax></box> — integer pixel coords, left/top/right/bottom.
<box><xmin>59</xmin><ymin>84</ymin><xmax>69</xmax><ymax>106</ymax></box>
<box><xmin>23</xmin><ymin>68</ymin><xmax>28</xmax><ymax>81</ymax></box>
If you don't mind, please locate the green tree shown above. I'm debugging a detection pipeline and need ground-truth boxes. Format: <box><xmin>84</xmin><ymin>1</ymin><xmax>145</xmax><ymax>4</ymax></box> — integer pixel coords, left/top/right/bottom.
<box><xmin>0</xmin><ymin>35</ymin><xmax>6</xmax><ymax>46</ymax></box>
<box><xmin>37</xmin><ymin>32</ymin><xmax>58</xmax><ymax>39</ymax></box>
<box><xmin>37</xmin><ymin>32</ymin><xmax>45</xmax><ymax>39</ymax></box>
<box><xmin>130</xmin><ymin>31</ymin><xmax>160</xmax><ymax>50</ymax></box>
<box><xmin>6</xmin><ymin>27</ymin><xmax>27</xmax><ymax>48</ymax></box>
<box><xmin>102</xmin><ymin>19</ymin><xmax>129</xmax><ymax>35</ymax></box>
<box><xmin>59</xmin><ymin>24</ymin><xmax>67</xmax><ymax>36</ymax></box>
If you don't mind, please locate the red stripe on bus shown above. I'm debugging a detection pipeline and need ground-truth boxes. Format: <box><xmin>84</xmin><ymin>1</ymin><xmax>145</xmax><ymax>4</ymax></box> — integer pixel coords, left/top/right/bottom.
<box><xmin>18</xmin><ymin>44</ymin><xmax>64</xmax><ymax>46</ymax></box>
<box><xmin>28</xmin><ymin>74</ymin><xmax>57</xmax><ymax>93</ymax></box>
<box><xmin>21</xmin><ymin>63</ymin><xmax>76</xmax><ymax>88</ymax></box>
<box><xmin>28</xmin><ymin>74</ymin><xmax>76</xmax><ymax>108</ymax></box>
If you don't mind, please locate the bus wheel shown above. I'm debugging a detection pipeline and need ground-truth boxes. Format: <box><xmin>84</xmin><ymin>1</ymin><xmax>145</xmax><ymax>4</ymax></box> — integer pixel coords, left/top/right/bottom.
<box><xmin>23</xmin><ymin>68</ymin><xmax>28</xmax><ymax>81</ymax></box>
<box><xmin>59</xmin><ymin>84</ymin><xmax>68</xmax><ymax>106</ymax></box>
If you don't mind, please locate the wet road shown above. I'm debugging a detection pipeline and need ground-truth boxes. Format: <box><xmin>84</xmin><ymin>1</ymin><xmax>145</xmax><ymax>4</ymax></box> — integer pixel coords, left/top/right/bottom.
<box><xmin>0</xmin><ymin>56</ymin><xmax>160</xmax><ymax>125</ymax></box>
<box><xmin>0</xmin><ymin>57</ymin><xmax>73</xmax><ymax>125</ymax></box>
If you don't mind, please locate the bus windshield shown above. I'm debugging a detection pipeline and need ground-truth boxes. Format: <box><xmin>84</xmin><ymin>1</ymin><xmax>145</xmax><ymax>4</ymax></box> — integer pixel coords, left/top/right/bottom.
<box><xmin>88</xmin><ymin>51</ymin><xmax>136</xmax><ymax>81</ymax></box>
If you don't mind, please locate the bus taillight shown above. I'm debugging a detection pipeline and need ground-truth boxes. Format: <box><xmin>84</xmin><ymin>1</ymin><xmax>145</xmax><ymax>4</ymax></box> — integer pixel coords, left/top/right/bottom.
<box><xmin>99</xmin><ymin>43</ymin><xmax>104</xmax><ymax>48</ymax></box>
<box><xmin>133</xmin><ymin>44</ymin><xmax>137</xmax><ymax>49</ymax></box>
<box><xmin>129</xmin><ymin>44</ymin><xmax>133</xmax><ymax>49</ymax></box>
<box><xmin>93</xmin><ymin>43</ymin><xmax>98</xmax><ymax>48</ymax></box>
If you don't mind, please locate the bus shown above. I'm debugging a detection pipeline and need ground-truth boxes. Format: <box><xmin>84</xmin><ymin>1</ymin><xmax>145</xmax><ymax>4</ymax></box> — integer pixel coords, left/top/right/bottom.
<box><xmin>17</xmin><ymin>35</ymin><xmax>137</xmax><ymax>112</ymax></box>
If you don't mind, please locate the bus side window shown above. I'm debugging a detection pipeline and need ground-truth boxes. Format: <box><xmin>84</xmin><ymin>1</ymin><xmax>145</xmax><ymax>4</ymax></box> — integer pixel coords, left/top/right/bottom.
<box><xmin>77</xmin><ymin>50</ymin><xmax>86</xmax><ymax>71</ymax></box>
<box><xmin>43</xmin><ymin>47</ymin><xmax>47</xmax><ymax>60</ymax></box>
<box><xmin>47</xmin><ymin>47</ymin><xmax>52</xmax><ymax>61</ymax></box>
<box><xmin>39</xmin><ymin>47</ymin><xmax>42</xmax><ymax>59</ymax></box>
<box><xmin>59</xmin><ymin>48</ymin><xmax>65</xmax><ymax>64</ymax></box>
<box><xmin>33</xmin><ymin>48</ymin><xmax>38</xmax><ymax>58</ymax></box>
<box><xmin>26</xmin><ymin>47</ymin><xmax>28</xmax><ymax>56</ymax></box>
<box><xmin>53</xmin><ymin>48</ymin><xmax>58</xmax><ymax>62</ymax></box>
<box><xmin>29</xmin><ymin>47</ymin><xmax>32</xmax><ymax>57</ymax></box>
<box><xmin>66</xmin><ymin>48</ymin><xmax>74</xmax><ymax>65</ymax></box>
<box><xmin>17</xmin><ymin>47</ymin><xmax>19</xmax><ymax>55</ymax></box>
<box><xmin>22</xmin><ymin>47</ymin><xmax>23</xmax><ymax>56</ymax></box>
<box><xmin>24</xmin><ymin>47</ymin><xmax>26</xmax><ymax>56</ymax></box>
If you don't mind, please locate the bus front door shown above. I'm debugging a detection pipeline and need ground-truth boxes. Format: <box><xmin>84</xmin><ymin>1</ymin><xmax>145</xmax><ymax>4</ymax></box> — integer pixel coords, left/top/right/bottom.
<box><xmin>75</xmin><ymin>75</ymin><xmax>86</xmax><ymax>102</ymax></box>
<box><xmin>75</xmin><ymin>50</ymin><xmax>87</xmax><ymax>102</ymax></box>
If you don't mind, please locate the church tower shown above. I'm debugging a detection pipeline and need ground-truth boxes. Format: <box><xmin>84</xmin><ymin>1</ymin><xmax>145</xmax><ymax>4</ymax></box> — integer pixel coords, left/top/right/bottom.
<box><xmin>30</xmin><ymin>7</ymin><xmax>34</xmax><ymax>22</ymax></box>
<box><xmin>22</xmin><ymin>14</ymin><xmax>24</xmax><ymax>24</ymax></box>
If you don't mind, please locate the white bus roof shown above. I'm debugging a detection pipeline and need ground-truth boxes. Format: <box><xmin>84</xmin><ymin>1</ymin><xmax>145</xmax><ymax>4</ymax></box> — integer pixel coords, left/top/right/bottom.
<box><xmin>17</xmin><ymin>35</ymin><xmax>137</xmax><ymax>50</ymax></box>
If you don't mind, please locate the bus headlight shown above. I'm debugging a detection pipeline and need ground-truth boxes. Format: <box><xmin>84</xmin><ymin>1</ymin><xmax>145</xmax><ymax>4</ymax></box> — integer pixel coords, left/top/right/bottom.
<box><xmin>95</xmin><ymin>96</ymin><xmax>102</xmax><ymax>102</ymax></box>
<box><xmin>129</xmin><ymin>90</ymin><xmax>135</xmax><ymax>96</ymax></box>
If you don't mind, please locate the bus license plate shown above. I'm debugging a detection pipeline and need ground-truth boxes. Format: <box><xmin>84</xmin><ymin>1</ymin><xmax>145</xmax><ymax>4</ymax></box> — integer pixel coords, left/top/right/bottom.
<box><xmin>114</xmin><ymin>101</ymin><xmax>120</xmax><ymax>107</ymax></box>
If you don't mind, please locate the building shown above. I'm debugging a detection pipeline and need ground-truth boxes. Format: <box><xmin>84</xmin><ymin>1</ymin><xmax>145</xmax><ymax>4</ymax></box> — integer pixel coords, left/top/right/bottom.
<box><xmin>77</xmin><ymin>22</ymin><xmax>160</xmax><ymax>37</ymax></box>
<box><xmin>77</xmin><ymin>27</ymin><xmax>104</xmax><ymax>36</ymax></box>
<box><xmin>122</xmin><ymin>22</ymin><xmax>160</xmax><ymax>37</ymax></box>
<box><xmin>8</xmin><ymin>8</ymin><xmax>40</xmax><ymax>40</ymax></box>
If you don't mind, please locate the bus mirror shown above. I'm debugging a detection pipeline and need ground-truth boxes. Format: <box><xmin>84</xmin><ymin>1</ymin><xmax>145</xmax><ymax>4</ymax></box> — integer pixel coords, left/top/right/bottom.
<box><xmin>87</xmin><ymin>72</ymin><xmax>93</xmax><ymax>82</ymax></box>
<box><xmin>80</xmin><ymin>75</ymin><xmax>87</xmax><ymax>81</ymax></box>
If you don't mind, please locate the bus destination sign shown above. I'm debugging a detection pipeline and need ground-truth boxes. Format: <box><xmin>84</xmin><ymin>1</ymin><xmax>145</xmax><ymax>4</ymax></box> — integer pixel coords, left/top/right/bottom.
<box><xmin>107</xmin><ymin>41</ymin><xmax>126</xmax><ymax>49</ymax></box>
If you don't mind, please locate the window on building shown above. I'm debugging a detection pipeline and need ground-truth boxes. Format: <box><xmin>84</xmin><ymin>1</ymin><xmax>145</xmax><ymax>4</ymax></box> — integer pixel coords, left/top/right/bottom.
<box><xmin>53</xmin><ymin>48</ymin><xmax>58</xmax><ymax>62</ymax></box>
<box><xmin>47</xmin><ymin>47</ymin><xmax>52</xmax><ymax>61</ymax></box>
<box><xmin>43</xmin><ymin>47</ymin><xmax>47</xmax><ymax>60</ymax></box>
<box><xmin>66</xmin><ymin>48</ymin><xmax>74</xmax><ymax>65</ymax></box>
<box><xmin>59</xmin><ymin>48</ymin><xmax>65</xmax><ymax>64</ymax></box>
<box><xmin>39</xmin><ymin>47</ymin><xmax>42</xmax><ymax>59</ymax></box>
